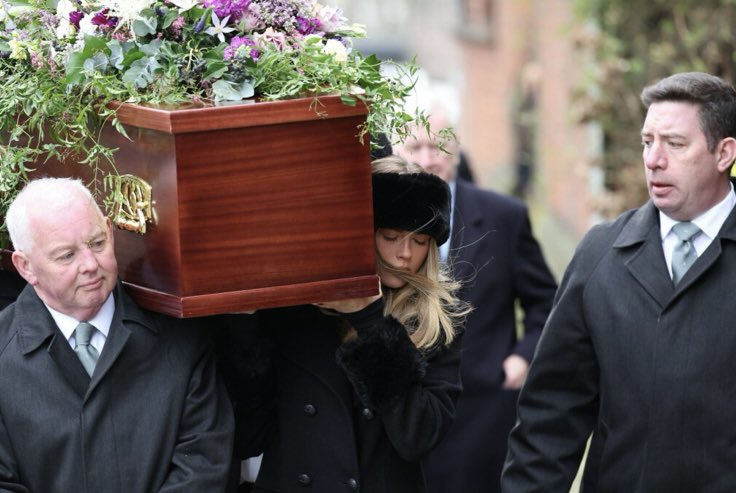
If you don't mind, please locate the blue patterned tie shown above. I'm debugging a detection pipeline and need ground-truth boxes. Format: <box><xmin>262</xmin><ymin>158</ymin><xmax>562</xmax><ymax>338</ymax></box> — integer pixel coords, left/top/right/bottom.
<box><xmin>74</xmin><ymin>322</ymin><xmax>99</xmax><ymax>377</ymax></box>
<box><xmin>671</xmin><ymin>222</ymin><xmax>701</xmax><ymax>285</ymax></box>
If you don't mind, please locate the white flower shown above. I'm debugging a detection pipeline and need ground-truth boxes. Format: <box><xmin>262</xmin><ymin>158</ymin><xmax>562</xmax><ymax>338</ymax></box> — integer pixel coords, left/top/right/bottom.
<box><xmin>55</xmin><ymin>0</ymin><xmax>76</xmax><ymax>18</ymax></box>
<box><xmin>8</xmin><ymin>38</ymin><xmax>26</xmax><ymax>60</ymax></box>
<box><xmin>105</xmin><ymin>0</ymin><xmax>157</xmax><ymax>26</ymax></box>
<box><xmin>78</xmin><ymin>15</ymin><xmax>97</xmax><ymax>36</ymax></box>
<box><xmin>169</xmin><ymin>0</ymin><xmax>201</xmax><ymax>11</ymax></box>
<box><xmin>56</xmin><ymin>18</ymin><xmax>76</xmax><ymax>39</ymax></box>
<box><xmin>349</xmin><ymin>23</ymin><xmax>367</xmax><ymax>37</ymax></box>
<box><xmin>315</xmin><ymin>4</ymin><xmax>347</xmax><ymax>33</ymax></box>
<box><xmin>205</xmin><ymin>13</ymin><xmax>235</xmax><ymax>44</ymax></box>
<box><xmin>323</xmin><ymin>38</ymin><xmax>347</xmax><ymax>63</ymax></box>
<box><xmin>54</xmin><ymin>0</ymin><xmax>78</xmax><ymax>38</ymax></box>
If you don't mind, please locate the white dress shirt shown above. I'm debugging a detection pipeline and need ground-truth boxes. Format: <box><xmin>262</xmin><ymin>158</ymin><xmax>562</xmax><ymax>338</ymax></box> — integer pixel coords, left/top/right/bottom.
<box><xmin>48</xmin><ymin>293</ymin><xmax>115</xmax><ymax>355</ymax></box>
<box><xmin>439</xmin><ymin>179</ymin><xmax>456</xmax><ymax>262</ymax></box>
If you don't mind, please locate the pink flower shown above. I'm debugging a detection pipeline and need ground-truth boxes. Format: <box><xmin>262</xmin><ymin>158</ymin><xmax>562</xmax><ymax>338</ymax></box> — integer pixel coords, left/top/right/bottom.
<box><xmin>255</xmin><ymin>27</ymin><xmax>288</xmax><ymax>51</ymax></box>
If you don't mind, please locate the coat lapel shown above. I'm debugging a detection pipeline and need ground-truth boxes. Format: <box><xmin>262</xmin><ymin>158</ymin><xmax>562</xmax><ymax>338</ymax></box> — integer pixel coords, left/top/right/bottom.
<box><xmin>87</xmin><ymin>316</ymin><xmax>131</xmax><ymax>398</ymax></box>
<box><xmin>87</xmin><ymin>281</ymin><xmax>156</xmax><ymax>399</ymax></box>
<box><xmin>450</xmin><ymin>180</ymin><xmax>485</xmax><ymax>270</ymax></box>
<box><xmin>613</xmin><ymin>202</ymin><xmax>674</xmax><ymax>308</ymax></box>
<box><xmin>14</xmin><ymin>285</ymin><xmax>90</xmax><ymax>398</ymax></box>
<box><xmin>672</xmin><ymin>198</ymin><xmax>736</xmax><ymax>294</ymax></box>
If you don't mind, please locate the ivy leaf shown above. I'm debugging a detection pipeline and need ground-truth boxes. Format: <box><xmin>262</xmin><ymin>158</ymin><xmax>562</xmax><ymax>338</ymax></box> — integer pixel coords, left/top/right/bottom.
<box><xmin>204</xmin><ymin>61</ymin><xmax>228</xmax><ymax>80</ymax></box>
<box><xmin>65</xmin><ymin>51</ymin><xmax>87</xmax><ymax>85</ymax></box>
<box><xmin>133</xmin><ymin>11</ymin><xmax>158</xmax><ymax>37</ymax></box>
<box><xmin>162</xmin><ymin>9</ymin><xmax>181</xmax><ymax>29</ymax></box>
<box><xmin>108</xmin><ymin>40</ymin><xmax>126</xmax><ymax>70</ymax></box>
<box><xmin>80</xmin><ymin>33</ymin><xmax>109</xmax><ymax>54</ymax></box>
<box><xmin>122</xmin><ymin>57</ymin><xmax>163</xmax><ymax>89</ymax></box>
<box><xmin>122</xmin><ymin>48</ymin><xmax>147</xmax><ymax>68</ymax></box>
<box><xmin>212</xmin><ymin>80</ymin><xmax>254</xmax><ymax>102</ymax></box>
<box><xmin>63</xmin><ymin>34</ymin><xmax>110</xmax><ymax>84</ymax></box>
<box><xmin>160</xmin><ymin>40</ymin><xmax>183</xmax><ymax>58</ymax></box>
<box><xmin>83</xmin><ymin>52</ymin><xmax>109</xmax><ymax>73</ymax></box>
<box><xmin>139</xmin><ymin>38</ymin><xmax>163</xmax><ymax>57</ymax></box>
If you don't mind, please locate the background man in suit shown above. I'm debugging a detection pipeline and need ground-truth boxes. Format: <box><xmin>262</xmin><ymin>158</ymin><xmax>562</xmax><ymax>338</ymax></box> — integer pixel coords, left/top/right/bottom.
<box><xmin>0</xmin><ymin>177</ymin><xmax>234</xmax><ymax>492</ymax></box>
<box><xmin>396</xmin><ymin>103</ymin><xmax>558</xmax><ymax>493</ymax></box>
<box><xmin>502</xmin><ymin>72</ymin><xmax>736</xmax><ymax>491</ymax></box>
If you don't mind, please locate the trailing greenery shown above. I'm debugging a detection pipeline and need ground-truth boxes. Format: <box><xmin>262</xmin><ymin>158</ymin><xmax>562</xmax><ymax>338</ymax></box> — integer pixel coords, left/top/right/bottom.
<box><xmin>0</xmin><ymin>0</ymin><xmax>424</xmax><ymax>241</ymax></box>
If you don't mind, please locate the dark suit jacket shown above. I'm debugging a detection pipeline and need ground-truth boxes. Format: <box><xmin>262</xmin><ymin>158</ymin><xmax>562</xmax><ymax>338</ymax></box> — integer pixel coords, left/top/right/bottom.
<box><xmin>424</xmin><ymin>179</ymin><xmax>557</xmax><ymax>493</ymax></box>
<box><xmin>0</xmin><ymin>271</ymin><xmax>25</xmax><ymax>311</ymax></box>
<box><xmin>0</xmin><ymin>281</ymin><xmax>234</xmax><ymax>492</ymax></box>
<box><xmin>503</xmin><ymin>200</ymin><xmax>736</xmax><ymax>492</ymax></box>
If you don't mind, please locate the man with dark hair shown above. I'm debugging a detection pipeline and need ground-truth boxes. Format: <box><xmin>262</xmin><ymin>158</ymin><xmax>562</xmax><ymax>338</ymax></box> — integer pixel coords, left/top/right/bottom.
<box><xmin>502</xmin><ymin>72</ymin><xmax>736</xmax><ymax>491</ymax></box>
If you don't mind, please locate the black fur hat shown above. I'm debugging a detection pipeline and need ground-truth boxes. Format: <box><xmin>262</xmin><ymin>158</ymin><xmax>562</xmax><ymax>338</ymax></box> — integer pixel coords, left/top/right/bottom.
<box><xmin>370</xmin><ymin>133</ymin><xmax>393</xmax><ymax>160</ymax></box>
<box><xmin>372</xmin><ymin>172</ymin><xmax>451</xmax><ymax>245</ymax></box>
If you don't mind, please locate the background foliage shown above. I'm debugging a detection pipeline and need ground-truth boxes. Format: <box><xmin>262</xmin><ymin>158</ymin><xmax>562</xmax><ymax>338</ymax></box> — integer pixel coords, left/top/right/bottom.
<box><xmin>572</xmin><ymin>0</ymin><xmax>736</xmax><ymax>216</ymax></box>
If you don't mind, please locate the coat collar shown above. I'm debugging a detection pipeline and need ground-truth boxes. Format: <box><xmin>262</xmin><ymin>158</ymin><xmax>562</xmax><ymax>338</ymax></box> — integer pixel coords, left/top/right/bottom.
<box><xmin>15</xmin><ymin>279</ymin><xmax>155</xmax><ymax>354</ymax></box>
<box><xmin>452</xmin><ymin>179</ymin><xmax>484</xmax><ymax>232</ymax></box>
<box><xmin>612</xmin><ymin>201</ymin><xmax>660</xmax><ymax>249</ymax></box>
<box><xmin>14</xmin><ymin>279</ymin><xmax>157</xmax><ymax>399</ymax></box>
<box><xmin>612</xmin><ymin>197</ymin><xmax>736</xmax><ymax>306</ymax></box>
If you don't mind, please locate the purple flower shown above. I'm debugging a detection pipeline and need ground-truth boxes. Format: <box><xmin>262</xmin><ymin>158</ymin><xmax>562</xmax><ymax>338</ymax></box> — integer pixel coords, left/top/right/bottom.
<box><xmin>194</xmin><ymin>15</ymin><xmax>206</xmax><ymax>33</ymax></box>
<box><xmin>69</xmin><ymin>11</ymin><xmax>85</xmax><ymax>29</ymax></box>
<box><xmin>90</xmin><ymin>8</ymin><xmax>118</xmax><ymax>28</ymax></box>
<box><xmin>40</xmin><ymin>10</ymin><xmax>58</xmax><ymax>29</ymax></box>
<box><xmin>224</xmin><ymin>35</ymin><xmax>259</xmax><ymax>61</ymax></box>
<box><xmin>295</xmin><ymin>16</ymin><xmax>321</xmax><ymax>35</ymax></box>
<box><xmin>204</xmin><ymin>0</ymin><xmax>252</xmax><ymax>21</ymax></box>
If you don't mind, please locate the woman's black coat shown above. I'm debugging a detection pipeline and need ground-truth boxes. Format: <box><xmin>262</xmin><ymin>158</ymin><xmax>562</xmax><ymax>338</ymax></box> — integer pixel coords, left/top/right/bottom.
<box><xmin>217</xmin><ymin>299</ymin><xmax>463</xmax><ymax>493</ymax></box>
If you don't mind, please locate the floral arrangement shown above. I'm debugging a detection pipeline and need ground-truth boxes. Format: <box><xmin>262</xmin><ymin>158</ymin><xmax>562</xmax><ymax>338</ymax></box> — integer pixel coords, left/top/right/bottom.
<box><xmin>0</xmin><ymin>0</ymin><xmax>420</xmax><ymax>226</ymax></box>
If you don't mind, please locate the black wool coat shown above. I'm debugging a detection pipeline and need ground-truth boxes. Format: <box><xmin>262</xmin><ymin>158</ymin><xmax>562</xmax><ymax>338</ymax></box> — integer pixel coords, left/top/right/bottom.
<box><xmin>503</xmin><ymin>199</ymin><xmax>736</xmax><ymax>492</ymax></box>
<box><xmin>218</xmin><ymin>299</ymin><xmax>463</xmax><ymax>493</ymax></box>
<box><xmin>0</xmin><ymin>281</ymin><xmax>234</xmax><ymax>492</ymax></box>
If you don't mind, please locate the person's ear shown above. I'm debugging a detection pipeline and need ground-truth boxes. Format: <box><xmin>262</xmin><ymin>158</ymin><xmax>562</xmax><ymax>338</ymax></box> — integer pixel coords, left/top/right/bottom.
<box><xmin>12</xmin><ymin>251</ymin><xmax>37</xmax><ymax>286</ymax></box>
<box><xmin>105</xmin><ymin>217</ymin><xmax>114</xmax><ymax>248</ymax></box>
<box><xmin>716</xmin><ymin>137</ymin><xmax>736</xmax><ymax>173</ymax></box>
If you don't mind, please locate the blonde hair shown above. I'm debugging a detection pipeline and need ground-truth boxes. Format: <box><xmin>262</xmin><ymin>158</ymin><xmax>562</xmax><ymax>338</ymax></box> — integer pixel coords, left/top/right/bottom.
<box><xmin>372</xmin><ymin>156</ymin><xmax>471</xmax><ymax>350</ymax></box>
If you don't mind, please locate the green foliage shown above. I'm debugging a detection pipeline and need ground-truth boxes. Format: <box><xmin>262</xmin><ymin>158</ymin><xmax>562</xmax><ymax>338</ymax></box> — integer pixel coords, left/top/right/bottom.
<box><xmin>0</xmin><ymin>0</ymin><xmax>423</xmax><ymax>239</ymax></box>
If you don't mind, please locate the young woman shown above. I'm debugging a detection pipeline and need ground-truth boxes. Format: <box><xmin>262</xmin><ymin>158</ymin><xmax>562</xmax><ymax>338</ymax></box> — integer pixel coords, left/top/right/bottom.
<box><xmin>218</xmin><ymin>155</ymin><xmax>470</xmax><ymax>493</ymax></box>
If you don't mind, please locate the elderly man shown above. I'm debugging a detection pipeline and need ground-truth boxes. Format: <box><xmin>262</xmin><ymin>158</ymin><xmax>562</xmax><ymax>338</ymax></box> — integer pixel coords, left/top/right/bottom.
<box><xmin>0</xmin><ymin>177</ymin><xmax>234</xmax><ymax>492</ymax></box>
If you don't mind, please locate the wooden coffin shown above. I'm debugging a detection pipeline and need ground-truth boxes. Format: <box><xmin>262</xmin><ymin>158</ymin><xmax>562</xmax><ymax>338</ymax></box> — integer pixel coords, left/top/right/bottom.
<box><xmin>23</xmin><ymin>96</ymin><xmax>379</xmax><ymax>317</ymax></box>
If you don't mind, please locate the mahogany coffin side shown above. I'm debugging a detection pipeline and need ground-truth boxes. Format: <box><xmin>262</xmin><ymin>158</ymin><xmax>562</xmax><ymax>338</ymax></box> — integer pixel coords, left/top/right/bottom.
<box><xmin>25</xmin><ymin>96</ymin><xmax>379</xmax><ymax>317</ymax></box>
